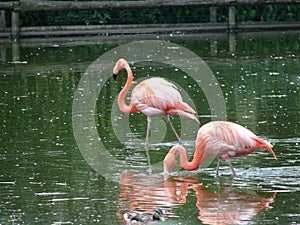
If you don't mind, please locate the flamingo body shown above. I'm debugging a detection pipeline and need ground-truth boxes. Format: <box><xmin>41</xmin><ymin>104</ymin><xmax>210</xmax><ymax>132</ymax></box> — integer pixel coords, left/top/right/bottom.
<box><xmin>163</xmin><ymin>121</ymin><xmax>277</xmax><ymax>176</ymax></box>
<box><xmin>113</xmin><ymin>58</ymin><xmax>199</xmax><ymax>147</ymax></box>
<box><xmin>130</xmin><ymin>77</ymin><xmax>198</xmax><ymax>120</ymax></box>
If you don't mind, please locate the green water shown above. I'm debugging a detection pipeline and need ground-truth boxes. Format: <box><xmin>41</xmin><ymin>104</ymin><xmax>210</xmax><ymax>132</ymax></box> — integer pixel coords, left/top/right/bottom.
<box><xmin>1</xmin><ymin>31</ymin><xmax>299</xmax><ymax>224</ymax></box>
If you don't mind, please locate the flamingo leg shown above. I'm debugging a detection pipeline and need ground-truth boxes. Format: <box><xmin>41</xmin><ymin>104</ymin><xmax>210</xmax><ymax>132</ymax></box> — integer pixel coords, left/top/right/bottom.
<box><xmin>145</xmin><ymin>116</ymin><xmax>153</xmax><ymax>173</ymax></box>
<box><xmin>226</xmin><ymin>160</ymin><xmax>236</xmax><ymax>177</ymax></box>
<box><xmin>145</xmin><ymin>116</ymin><xmax>153</xmax><ymax>148</ymax></box>
<box><xmin>216</xmin><ymin>157</ymin><xmax>236</xmax><ymax>177</ymax></box>
<box><xmin>164</xmin><ymin>115</ymin><xmax>181</xmax><ymax>143</ymax></box>
<box><xmin>216</xmin><ymin>157</ymin><xmax>222</xmax><ymax>177</ymax></box>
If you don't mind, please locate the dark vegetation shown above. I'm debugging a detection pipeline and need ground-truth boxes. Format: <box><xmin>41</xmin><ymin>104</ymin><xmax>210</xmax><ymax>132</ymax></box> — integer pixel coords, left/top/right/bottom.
<box><xmin>4</xmin><ymin>3</ymin><xmax>300</xmax><ymax>26</ymax></box>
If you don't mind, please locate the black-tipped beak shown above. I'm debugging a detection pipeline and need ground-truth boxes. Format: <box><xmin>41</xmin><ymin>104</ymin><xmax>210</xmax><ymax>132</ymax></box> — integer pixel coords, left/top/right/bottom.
<box><xmin>113</xmin><ymin>74</ymin><xmax>117</xmax><ymax>81</ymax></box>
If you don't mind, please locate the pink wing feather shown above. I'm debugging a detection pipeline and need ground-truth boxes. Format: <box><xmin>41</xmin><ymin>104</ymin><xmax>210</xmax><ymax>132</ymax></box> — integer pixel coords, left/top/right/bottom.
<box><xmin>197</xmin><ymin>121</ymin><xmax>277</xmax><ymax>166</ymax></box>
<box><xmin>131</xmin><ymin>77</ymin><xmax>199</xmax><ymax>122</ymax></box>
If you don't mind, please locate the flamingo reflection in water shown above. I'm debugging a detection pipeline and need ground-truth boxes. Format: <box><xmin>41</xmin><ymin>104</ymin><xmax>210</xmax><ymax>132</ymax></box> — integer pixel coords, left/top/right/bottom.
<box><xmin>116</xmin><ymin>171</ymin><xmax>276</xmax><ymax>224</ymax></box>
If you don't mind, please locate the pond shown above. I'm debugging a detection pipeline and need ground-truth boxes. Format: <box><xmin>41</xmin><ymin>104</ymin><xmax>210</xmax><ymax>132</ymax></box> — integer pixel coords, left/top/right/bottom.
<box><xmin>1</xmin><ymin>31</ymin><xmax>299</xmax><ymax>224</ymax></box>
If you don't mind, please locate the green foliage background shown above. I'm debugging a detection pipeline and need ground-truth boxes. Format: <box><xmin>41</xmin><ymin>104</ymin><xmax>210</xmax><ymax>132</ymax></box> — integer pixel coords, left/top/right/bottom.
<box><xmin>5</xmin><ymin>2</ymin><xmax>300</xmax><ymax>26</ymax></box>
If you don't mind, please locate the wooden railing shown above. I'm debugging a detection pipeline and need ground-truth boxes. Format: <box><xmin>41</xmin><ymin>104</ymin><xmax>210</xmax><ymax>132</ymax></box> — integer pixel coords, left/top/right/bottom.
<box><xmin>1</xmin><ymin>0</ymin><xmax>300</xmax><ymax>62</ymax></box>
<box><xmin>1</xmin><ymin>0</ymin><xmax>300</xmax><ymax>11</ymax></box>
<box><xmin>1</xmin><ymin>0</ymin><xmax>300</xmax><ymax>40</ymax></box>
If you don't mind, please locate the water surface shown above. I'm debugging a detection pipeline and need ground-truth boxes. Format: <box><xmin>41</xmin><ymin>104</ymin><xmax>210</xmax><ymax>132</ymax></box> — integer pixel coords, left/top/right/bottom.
<box><xmin>1</xmin><ymin>31</ymin><xmax>299</xmax><ymax>224</ymax></box>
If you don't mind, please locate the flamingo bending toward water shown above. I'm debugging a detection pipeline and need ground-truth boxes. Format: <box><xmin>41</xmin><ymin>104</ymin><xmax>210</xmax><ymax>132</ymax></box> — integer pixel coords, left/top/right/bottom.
<box><xmin>163</xmin><ymin>121</ymin><xmax>277</xmax><ymax>176</ymax></box>
<box><xmin>113</xmin><ymin>58</ymin><xmax>200</xmax><ymax>147</ymax></box>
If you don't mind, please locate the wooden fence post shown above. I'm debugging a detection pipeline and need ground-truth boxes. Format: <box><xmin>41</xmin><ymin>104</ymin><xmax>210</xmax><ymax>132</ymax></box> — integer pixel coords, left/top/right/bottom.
<box><xmin>11</xmin><ymin>10</ymin><xmax>20</xmax><ymax>62</ymax></box>
<box><xmin>11</xmin><ymin>11</ymin><xmax>20</xmax><ymax>41</ymax></box>
<box><xmin>210</xmin><ymin>7</ymin><xmax>217</xmax><ymax>23</ymax></box>
<box><xmin>12</xmin><ymin>39</ymin><xmax>20</xmax><ymax>62</ymax></box>
<box><xmin>0</xmin><ymin>10</ymin><xmax>5</xmax><ymax>30</ymax></box>
<box><xmin>228</xmin><ymin>5</ymin><xmax>236</xmax><ymax>31</ymax></box>
<box><xmin>0</xmin><ymin>9</ymin><xmax>7</xmax><ymax>62</ymax></box>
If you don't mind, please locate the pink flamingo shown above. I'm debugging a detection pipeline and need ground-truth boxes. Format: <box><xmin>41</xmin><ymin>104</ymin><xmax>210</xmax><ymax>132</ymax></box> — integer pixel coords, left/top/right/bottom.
<box><xmin>163</xmin><ymin>121</ymin><xmax>277</xmax><ymax>176</ymax></box>
<box><xmin>113</xmin><ymin>58</ymin><xmax>200</xmax><ymax>147</ymax></box>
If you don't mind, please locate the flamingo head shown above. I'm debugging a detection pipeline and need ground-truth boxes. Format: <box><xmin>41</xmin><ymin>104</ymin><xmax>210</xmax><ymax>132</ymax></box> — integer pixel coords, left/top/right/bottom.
<box><xmin>163</xmin><ymin>145</ymin><xmax>179</xmax><ymax>174</ymax></box>
<box><xmin>113</xmin><ymin>58</ymin><xmax>129</xmax><ymax>80</ymax></box>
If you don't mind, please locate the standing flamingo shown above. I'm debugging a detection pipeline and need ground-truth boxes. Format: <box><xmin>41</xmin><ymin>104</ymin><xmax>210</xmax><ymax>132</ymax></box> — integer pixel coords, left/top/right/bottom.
<box><xmin>163</xmin><ymin>121</ymin><xmax>277</xmax><ymax>176</ymax></box>
<box><xmin>113</xmin><ymin>58</ymin><xmax>200</xmax><ymax>147</ymax></box>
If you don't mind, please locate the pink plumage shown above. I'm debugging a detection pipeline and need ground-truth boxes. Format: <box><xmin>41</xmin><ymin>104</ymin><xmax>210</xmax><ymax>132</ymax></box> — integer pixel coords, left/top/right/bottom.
<box><xmin>113</xmin><ymin>58</ymin><xmax>200</xmax><ymax>147</ymax></box>
<box><xmin>164</xmin><ymin>121</ymin><xmax>277</xmax><ymax>176</ymax></box>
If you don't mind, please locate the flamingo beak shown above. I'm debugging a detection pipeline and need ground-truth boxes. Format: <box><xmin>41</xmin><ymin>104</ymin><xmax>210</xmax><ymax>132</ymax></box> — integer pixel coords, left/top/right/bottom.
<box><xmin>113</xmin><ymin>74</ymin><xmax>117</xmax><ymax>81</ymax></box>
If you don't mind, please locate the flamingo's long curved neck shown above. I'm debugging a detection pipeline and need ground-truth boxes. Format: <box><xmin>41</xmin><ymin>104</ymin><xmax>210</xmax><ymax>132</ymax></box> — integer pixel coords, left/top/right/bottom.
<box><xmin>176</xmin><ymin>145</ymin><xmax>204</xmax><ymax>171</ymax></box>
<box><xmin>118</xmin><ymin>63</ymin><xmax>134</xmax><ymax>114</ymax></box>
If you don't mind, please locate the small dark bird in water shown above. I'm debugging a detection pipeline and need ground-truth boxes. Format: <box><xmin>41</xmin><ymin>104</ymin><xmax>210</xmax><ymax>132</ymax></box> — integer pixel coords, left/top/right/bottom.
<box><xmin>152</xmin><ymin>208</ymin><xmax>164</xmax><ymax>221</ymax></box>
<box><xmin>124</xmin><ymin>208</ymin><xmax>165</xmax><ymax>224</ymax></box>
